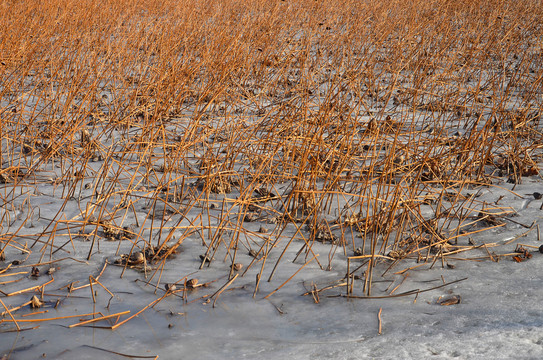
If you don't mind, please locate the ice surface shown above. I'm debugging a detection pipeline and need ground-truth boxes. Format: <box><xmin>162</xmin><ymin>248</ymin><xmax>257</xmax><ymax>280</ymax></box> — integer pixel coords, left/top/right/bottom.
<box><xmin>2</xmin><ymin>178</ymin><xmax>543</xmax><ymax>359</ymax></box>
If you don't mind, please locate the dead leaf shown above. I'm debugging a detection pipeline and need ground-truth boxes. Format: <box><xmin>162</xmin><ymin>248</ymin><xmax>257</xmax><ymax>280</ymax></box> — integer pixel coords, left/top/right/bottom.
<box><xmin>437</xmin><ymin>295</ymin><xmax>461</xmax><ymax>306</ymax></box>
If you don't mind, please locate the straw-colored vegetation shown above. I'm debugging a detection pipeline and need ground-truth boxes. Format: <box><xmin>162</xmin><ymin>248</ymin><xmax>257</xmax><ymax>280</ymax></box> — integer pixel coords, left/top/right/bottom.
<box><xmin>1</xmin><ymin>0</ymin><xmax>543</xmax><ymax>333</ymax></box>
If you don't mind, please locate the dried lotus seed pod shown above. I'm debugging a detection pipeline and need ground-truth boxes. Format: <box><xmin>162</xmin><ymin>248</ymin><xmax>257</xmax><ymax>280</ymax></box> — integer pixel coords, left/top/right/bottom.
<box><xmin>130</xmin><ymin>251</ymin><xmax>145</xmax><ymax>263</ymax></box>
<box><xmin>186</xmin><ymin>278</ymin><xmax>198</xmax><ymax>288</ymax></box>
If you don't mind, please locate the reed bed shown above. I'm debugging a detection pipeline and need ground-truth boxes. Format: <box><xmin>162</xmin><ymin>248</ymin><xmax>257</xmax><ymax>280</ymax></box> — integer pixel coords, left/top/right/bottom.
<box><xmin>1</xmin><ymin>0</ymin><xmax>543</xmax><ymax>341</ymax></box>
